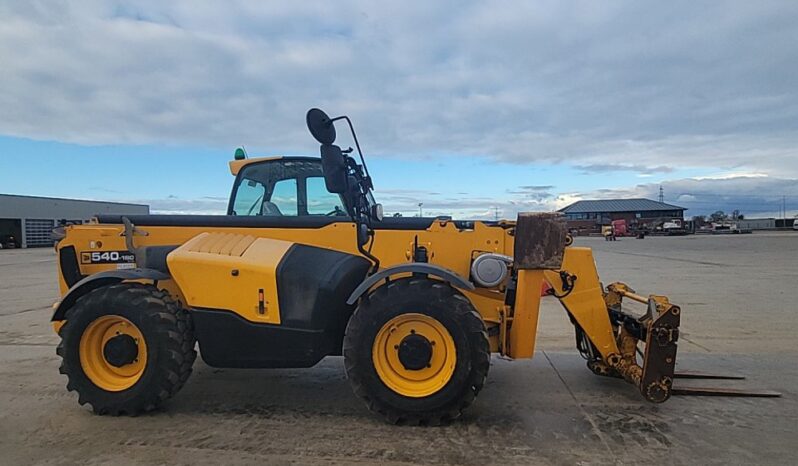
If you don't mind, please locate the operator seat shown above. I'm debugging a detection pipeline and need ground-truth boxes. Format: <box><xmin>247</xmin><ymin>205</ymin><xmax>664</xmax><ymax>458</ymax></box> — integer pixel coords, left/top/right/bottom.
<box><xmin>261</xmin><ymin>201</ymin><xmax>283</xmax><ymax>216</ymax></box>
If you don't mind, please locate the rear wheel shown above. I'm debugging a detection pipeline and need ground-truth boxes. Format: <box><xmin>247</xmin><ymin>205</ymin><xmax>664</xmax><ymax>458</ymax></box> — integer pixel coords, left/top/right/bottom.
<box><xmin>344</xmin><ymin>278</ymin><xmax>490</xmax><ymax>425</ymax></box>
<box><xmin>56</xmin><ymin>283</ymin><xmax>196</xmax><ymax>415</ymax></box>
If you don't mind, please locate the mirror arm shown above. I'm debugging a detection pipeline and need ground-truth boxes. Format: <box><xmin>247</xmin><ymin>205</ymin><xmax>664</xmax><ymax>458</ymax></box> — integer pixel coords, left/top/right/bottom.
<box><xmin>331</xmin><ymin>115</ymin><xmax>370</xmax><ymax>179</ymax></box>
<box><xmin>351</xmin><ymin>196</ymin><xmax>380</xmax><ymax>274</ymax></box>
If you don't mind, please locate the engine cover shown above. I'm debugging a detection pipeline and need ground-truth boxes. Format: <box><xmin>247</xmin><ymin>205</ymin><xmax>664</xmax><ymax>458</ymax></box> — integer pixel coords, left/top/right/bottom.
<box><xmin>167</xmin><ymin>232</ymin><xmax>291</xmax><ymax>325</ymax></box>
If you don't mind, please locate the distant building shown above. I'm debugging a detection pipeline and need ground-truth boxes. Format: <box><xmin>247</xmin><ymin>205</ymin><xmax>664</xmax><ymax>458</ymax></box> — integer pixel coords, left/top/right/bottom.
<box><xmin>736</xmin><ymin>218</ymin><xmax>796</xmax><ymax>230</ymax></box>
<box><xmin>0</xmin><ymin>194</ymin><xmax>149</xmax><ymax>248</ymax></box>
<box><xmin>558</xmin><ymin>198</ymin><xmax>686</xmax><ymax>234</ymax></box>
<box><xmin>736</xmin><ymin>218</ymin><xmax>776</xmax><ymax>230</ymax></box>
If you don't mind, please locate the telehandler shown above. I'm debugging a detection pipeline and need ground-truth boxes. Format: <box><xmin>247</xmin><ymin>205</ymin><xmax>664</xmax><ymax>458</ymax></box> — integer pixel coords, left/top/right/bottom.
<box><xmin>51</xmin><ymin>109</ymin><xmax>777</xmax><ymax>424</ymax></box>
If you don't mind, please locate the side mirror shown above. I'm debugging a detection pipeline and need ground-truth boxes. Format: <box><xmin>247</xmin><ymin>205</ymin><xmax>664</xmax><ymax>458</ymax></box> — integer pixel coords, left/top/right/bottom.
<box><xmin>320</xmin><ymin>144</ymin><xmax>348</xmax><ymax>193</ymax></box>
<box><xmin>307</xmin><ymin>108</ymin><xmax>336</xmax><ymax>144</ymax></box>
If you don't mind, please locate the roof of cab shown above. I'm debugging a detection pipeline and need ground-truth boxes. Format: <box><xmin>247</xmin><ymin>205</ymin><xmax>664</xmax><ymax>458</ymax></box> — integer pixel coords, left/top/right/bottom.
<box><xmin>228</xmin><ymin>156</ymin><xmax>283</xmax><ymax>175</ymax></box>
<box><xmin>228</xmin><ymin>155</ymin><xmax>328</xmax><ymax>176</ymax></box>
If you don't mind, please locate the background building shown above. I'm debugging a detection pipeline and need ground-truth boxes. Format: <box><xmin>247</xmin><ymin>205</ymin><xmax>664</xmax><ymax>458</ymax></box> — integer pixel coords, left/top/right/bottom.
<box><xmin>736</xmin><ymin>218</ymin><xmax>796</xmax><ymax>230</ymax></box>
<box><xmin>559</xmin><ymin>198</ymin><xmax>686</xmax><ymax>234</ymax></box>
<box><xmin>0</xmin><ymin>194</ymin><xmax>149</xmax><ymax>248</ymax></box>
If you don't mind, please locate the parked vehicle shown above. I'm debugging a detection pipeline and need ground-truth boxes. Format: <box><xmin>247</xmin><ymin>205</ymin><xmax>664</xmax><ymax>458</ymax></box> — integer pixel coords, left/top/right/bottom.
<box><xmin>710</xmin><ymin>222</ymin><xmax>751</xmax><ymax>234</ymax></box>
<box><xmin>611</xmin><ymin>219</ymin><xmax>628</xmax><ymax>236</ymax></box>
<box><xmin>1</xmin><ymin>235</ymin><xmax>18</xmax><ymax>249</ymax></box>
<box><xmin>660</xmin><ymin>219</ymin><xmax>688</xmax><ymax>235</ymax></box>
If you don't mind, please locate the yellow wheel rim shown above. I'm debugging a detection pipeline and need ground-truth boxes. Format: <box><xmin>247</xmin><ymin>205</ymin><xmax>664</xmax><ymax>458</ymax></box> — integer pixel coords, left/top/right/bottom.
<box><xmin>79</xmin><ymin>315</ymin><xmax>147</xmax><ymax>392</ymax></box>
<box><xmin>372</xmin><ymin>313</ymin><xmax>457</xmax><ymax>398</ymax></box>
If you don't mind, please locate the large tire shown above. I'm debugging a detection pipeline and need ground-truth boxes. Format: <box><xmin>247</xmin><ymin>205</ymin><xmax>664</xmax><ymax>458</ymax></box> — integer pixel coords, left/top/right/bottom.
<box><xmin>344</xmin><ymin>277</ymin><xmax>490</xmax><ymax>425</ymax></box>
<box><xmin>56</xmin><ymin>283</ymin><xmax>196</xmax><ymax>415</ymax></box>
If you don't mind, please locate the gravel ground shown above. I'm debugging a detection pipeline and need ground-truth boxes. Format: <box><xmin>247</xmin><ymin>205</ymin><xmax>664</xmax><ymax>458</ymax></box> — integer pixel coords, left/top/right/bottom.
<box><xmin>1</xmin><ymin>232</ymin><xmax>796</xmax><ymax>465</ymax></box>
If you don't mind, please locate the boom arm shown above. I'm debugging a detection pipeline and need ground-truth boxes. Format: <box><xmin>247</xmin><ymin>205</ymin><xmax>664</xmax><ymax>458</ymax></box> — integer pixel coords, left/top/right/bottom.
<box><xmin>507</xmin><ymin>212</ymin><xmax>681</xmax><ymax>403</ymax></box>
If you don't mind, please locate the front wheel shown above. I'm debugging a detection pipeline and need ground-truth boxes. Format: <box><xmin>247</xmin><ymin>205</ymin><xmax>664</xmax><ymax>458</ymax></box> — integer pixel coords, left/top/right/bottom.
<box><xmin>56</xmin><ymin>283</ymin><xmax>196</xmax><ymax>415</ymax></box>
<box><xmin>343</xmin><ymin>278</ymin><xmax>490</xmax><ymax>425</ymax></box>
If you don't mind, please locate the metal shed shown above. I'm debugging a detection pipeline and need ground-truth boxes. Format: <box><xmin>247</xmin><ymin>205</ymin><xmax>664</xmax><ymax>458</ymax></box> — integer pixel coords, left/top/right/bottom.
<box><xmin>0</xmin><ymin>194</ymin><xmax>149</xmax><ymax>248</ymax></box>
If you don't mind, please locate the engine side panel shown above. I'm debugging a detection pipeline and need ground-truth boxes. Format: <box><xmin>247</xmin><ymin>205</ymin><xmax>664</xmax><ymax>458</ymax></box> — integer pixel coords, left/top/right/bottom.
<box><xmin>276</xmin><ymin>243</ymin><xmax>370</xmax><ymax>330</ymax></box>
<box><xmin>167</xmin><ymin>233</ymin><xmax>290</xmax><ymax>325</ymax></box>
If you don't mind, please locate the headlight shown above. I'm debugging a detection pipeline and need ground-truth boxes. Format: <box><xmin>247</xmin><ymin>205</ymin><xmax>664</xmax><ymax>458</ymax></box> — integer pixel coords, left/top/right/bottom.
<box><xmin>372</xmin><ymin>203</ymin><xmax>384</xmax><ymax>222</ymax></box>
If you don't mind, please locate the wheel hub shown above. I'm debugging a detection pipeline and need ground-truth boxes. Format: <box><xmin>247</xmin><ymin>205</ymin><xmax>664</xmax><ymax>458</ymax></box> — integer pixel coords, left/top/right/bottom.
<box><xmin>397</xmin><ymin>333</ymin><xmax>433</xmax><ymax>371</ymax></box>
<box><xmin>372</xmin><ymin>313</ymin><xmax>457</xmax><ymax>398</ymax></box>
<box><xmin>79</xmin><ymin>315</ymin><xmax>148</xmax><ymax>392</ymax></box>
<box><xmin>103</xmin><ymin>334</ymin><xmax>139</xmax><ymax>367</ymax></box>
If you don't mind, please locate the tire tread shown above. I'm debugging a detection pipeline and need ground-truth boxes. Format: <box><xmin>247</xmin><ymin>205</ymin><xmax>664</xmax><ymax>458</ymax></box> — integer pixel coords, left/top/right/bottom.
<box><xmin>56</xmin><ymin>283</ymin><xmax>196</xmax><ymax>416</ymax></box>
<box><xmin>344</xmin><ymin>278</ymin><xmax>490</xmax><ymax>425</ymax></box>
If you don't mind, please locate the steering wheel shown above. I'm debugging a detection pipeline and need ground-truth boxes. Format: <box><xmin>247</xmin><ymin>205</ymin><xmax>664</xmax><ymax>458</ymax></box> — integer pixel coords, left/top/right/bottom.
<box><xmin>325</xmin><ymin>206</ymin><xmax>345</xmax><ymax>216</ymax></box>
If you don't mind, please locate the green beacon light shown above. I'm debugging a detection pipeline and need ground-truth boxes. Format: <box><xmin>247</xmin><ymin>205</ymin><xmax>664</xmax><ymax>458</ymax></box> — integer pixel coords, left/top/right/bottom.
<box><xmin>234</xmin><ymin>147</ymin><xmax>247</xmax><ymax>160</ymax></box>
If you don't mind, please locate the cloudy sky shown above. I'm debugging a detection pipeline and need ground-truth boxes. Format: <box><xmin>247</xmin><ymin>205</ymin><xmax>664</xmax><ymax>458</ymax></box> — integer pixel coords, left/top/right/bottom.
<box><xmin>1</xmin><ymin>1</ymin><xmax>797</xmax><ymax>218</ymax></box>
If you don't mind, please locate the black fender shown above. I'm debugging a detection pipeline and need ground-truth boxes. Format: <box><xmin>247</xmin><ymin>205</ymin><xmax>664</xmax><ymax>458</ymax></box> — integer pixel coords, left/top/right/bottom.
<box><xmin>346</xmin><ymin>263</ymin><xmax>474</xmax><ymax>305</ymax></box>
<box><xmin>51</xmin><ymin>268</ymin><xmax>170</xmax><ymax>321</ymax></box>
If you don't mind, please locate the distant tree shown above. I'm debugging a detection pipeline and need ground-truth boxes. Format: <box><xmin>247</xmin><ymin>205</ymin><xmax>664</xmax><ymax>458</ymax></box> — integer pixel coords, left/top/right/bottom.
<box><xmin>710</xmin><ymin>210</ymin><xmax>727</xmax><ymax>222</ymax></box>
<box><xmin>392</xmin><ymin>212</ymin><xmax>403</xmax><ymax>217</ymax></box>
<box><xmin>737</xmin><ymin>214</ymin><xmax>744</xmax><ymax>220</ymax></box>
<box><xmin>731</xmin><ymin>209</ymin><xmax>744</xmax><ymax>220</ymax></box>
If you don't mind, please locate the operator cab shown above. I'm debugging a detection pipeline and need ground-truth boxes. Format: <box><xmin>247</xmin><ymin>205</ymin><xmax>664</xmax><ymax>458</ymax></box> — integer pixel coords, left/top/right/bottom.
<box><xmin>228</xmin><ymin>157</ymin><xmax>348</xmax><ymax>218</ymax></box>
<box><xmin>228</xmin><ymin>109</ymin><xmax>385</xmax><ymax>267</ymax></box>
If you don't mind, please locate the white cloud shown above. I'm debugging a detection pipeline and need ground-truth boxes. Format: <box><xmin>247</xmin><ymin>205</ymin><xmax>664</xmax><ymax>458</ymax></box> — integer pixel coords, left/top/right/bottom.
<box><xmin>693</xmin><ymin>172</ymin><xmax>769</xmax><ymax>181</ymax></box>
<box><xmin>2</xmin><ymin>1</ymin><xmax>798</xmax><ymax>220</ymax></box>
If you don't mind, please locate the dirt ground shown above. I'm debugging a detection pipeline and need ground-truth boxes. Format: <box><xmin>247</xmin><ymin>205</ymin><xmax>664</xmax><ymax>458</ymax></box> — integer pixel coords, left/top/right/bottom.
<box><xmin>1</xmin><ymin>233</ymin><xmax>796</xmax><ymax>465</ymax></box>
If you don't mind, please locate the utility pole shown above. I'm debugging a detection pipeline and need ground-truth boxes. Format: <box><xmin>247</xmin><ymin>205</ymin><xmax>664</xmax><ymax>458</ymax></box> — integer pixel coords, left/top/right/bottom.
<box><xmin>659</xmin><ymin>185</ymin><xmax>664</xmax><ymax>203</ymax></box>
<box><xmin>418</xmin><ymin>202</ymin><xmax>423</xmax><ymax>217</ymax></box>
<box><xmin>494</xmin><ymin>207</ymin><xmax>500</xmax><ymax>221</ymax></box>
<box><xmin>783</xmin><ymin>195</ymin><xmax>786</xmax><ymax>220</ymax></box>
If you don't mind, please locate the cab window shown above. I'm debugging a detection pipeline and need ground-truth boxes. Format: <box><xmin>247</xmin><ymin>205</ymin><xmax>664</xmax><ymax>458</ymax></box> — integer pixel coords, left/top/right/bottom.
<box><xmin>231</xmin><ymin>179</ymin><xmax>266</xmax><ymax>216</ymax></box>
<box><xmin>268</xmin><ymin>178</ymin><xmax>298</xmax><ymax>216</ymax></box>
<box><xmin>306</xmin><ymin>176</ymin><xmax>345</xmax><ymax>215</ymax></box>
